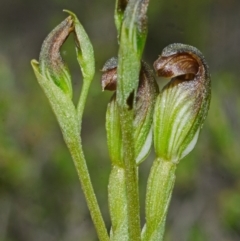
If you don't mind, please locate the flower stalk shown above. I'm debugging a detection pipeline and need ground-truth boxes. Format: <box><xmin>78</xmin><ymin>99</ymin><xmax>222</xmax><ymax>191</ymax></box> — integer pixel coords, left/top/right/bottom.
<box><xmin>142</xmin><ymin>158</ymin><xmax>176</xmax><ymax>241</ymax></box>
<box><xmin>103</xmin><ymin>57</ymin><xmax>158</xmax><ymax>240</ymax></box>
<box><xmin>115</xmin><ymin>1</ymin><xmax>150</xmax><ymax>240</ymax></box>
<box><xmin>31</xmin><ymin>13</ymin><xmax>109</xmax><ymax>241</ymax></box>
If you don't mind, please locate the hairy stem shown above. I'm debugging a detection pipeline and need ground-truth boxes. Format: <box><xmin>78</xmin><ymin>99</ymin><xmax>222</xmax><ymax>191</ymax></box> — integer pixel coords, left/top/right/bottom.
<box><xmin>116</xmin><ymin>0</ymin><xmax>150</xmax><ymax>239</ymax></box>
<box><xmin>142</xmin><ymin>158</ymin><xmax>176</xmax><ymax>241</ymax></box>
<box><xmin>119</xmin><ymin>106</ymin><xmax>141</xmax><ymax>241</ymax></box>
<box><xmin>117</xmin><ymin>28</ymin><xmax>142</xmax><ymax>241</ymax></box>
<box><xmin>75</xmin><ymin>79</ymin><xmax>109</xmax><ymax>241</ymax></box>
<box><xmin>67</xmin><ymin>138</ymin><xmax>110</xmax><ymax>241</ymax></box>
<box><xmin>77</xmin><ymin>79</ymin><xmax>91</xmax><ymax>129</ymax></box>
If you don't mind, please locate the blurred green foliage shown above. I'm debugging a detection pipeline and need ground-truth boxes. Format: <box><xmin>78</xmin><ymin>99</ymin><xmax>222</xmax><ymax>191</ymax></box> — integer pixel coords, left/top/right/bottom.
<box><xmin>0</xmin><ymin>0</ymin><xmax>240</xmax><ymax>240</ymax></box>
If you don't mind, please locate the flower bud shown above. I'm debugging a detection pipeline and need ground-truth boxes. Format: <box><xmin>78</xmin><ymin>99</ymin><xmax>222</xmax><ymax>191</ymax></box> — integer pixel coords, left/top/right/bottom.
<box><xmin>65</xmin><ymin>10</ymin><xmax>95</xmax><ymax>82</ymax></box>
<box><xmin>103</xmin><ymin>58</ymin><xmax>159</xmax><ymax>165</ymax></box>
<box><xmin>39</xmin><ymin>16</ymin><xmax>73</xmax><ymax>97</ymax></box>
<box><xmin>31</xmin><ymin>11</ymin><xmax>95</xmax><ymax>144</ymax></box>
<box><xmin>153</xmin><ymin>43</ymin><xmax>211</xmax><ymax>163</ymax></box>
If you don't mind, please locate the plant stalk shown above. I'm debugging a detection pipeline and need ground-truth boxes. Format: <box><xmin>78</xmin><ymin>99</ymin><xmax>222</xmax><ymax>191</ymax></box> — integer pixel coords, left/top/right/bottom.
<box><xmin>142</xmin><ymin>158</ymin><xmax>176</xmax><ymax>241</ymax></box>
<box><xmin>77</xmin><ymin>79</ymin><xmax>91</xmax><ymax>128</ymax></box>
<box><xmin>117</xmin><ymin>37</ymin><xmax>142</xmax><ymax>241</ymax></box>
<box><xmin>120</xmin><ymin>106</ymin><xmax>141</xmax><ymax>241</ymax></box>
<box><xmin>116</xmin><ymin>0</ymin><xmax>149</xmax><ymax>238</ymax></box>
<box><xmin>67</xmin><ymin>138</ymin><xmax>110</xmax><ymax>241</ymax></box>
<box><xmin>74</xmin><ymin>78</ymin><xmax>109</xmax><ymax>241</ymax></box>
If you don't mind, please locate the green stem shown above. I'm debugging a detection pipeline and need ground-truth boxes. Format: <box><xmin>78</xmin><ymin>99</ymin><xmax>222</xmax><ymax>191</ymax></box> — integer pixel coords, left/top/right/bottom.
<box><xmin>73</xmin><ymin>79</ymin><xmax>109</xmax><ymax>241</ymax></box>
<box><xmin>77</xmin><ymin>79</ymin><xmax>91</xmax><ymax>128</ymax></box>
<box><xmin>142</xmin><ymin>158</ymin><xmax>176</xmax><ymax>241</ymax></box>
<box><xmin>121</xmin><ymin>107</ymin><xmax>141</xmax><ymax>241</ymax></box>
<box><xmin>116</xmin><ymin>2</ymin><xmax>143</xmax><ymax>240</ymax></box>
<box><xmin>117</xmin><ymin>41</ymin><xmax>142</xmax><ymax>239</ymax></box>
<box><xmin>114</xmin><ymin>0</ymin><xmax>150</xmax><ymax>239</ymax></box>
<box><xmin>108</xmin><ymin>166</ymin><xmax>128</xmax><ymax>240</ymax></box>
<box><xmin>67</xmin><ymin>138</ymin><xmax>109</xmax><ymax>241</ymax></box>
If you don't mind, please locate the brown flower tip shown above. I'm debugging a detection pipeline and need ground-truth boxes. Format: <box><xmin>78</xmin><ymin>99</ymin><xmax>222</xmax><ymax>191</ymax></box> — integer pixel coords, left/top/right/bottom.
<box><xmin>39</xmin><ymin>16</ymin><xmax>74</xmax><ymax>73</ymax></box>
<box><xmin>38</xmin><ymin>16</ymin><xmax>74</xmax><ymax>97</ymax></box>
<box><xmin>153</xmin><ymin>43</ymin><xmax>210</xmax><ymax>83</ymax></box>
<box><xmin>101</xmin><ymin>57</ymin><xmax>118</xmax><ymax>91</ymax></box>
<box><xmin>153</xmin><ymin>53</ymin><xmax>198</xmax><ymax>80</ymax></box>
<box><xmin>153</xmin><ymin>44</ymin><xmax>211</xmax><ymax>120</ymax></box>
<box><xmin>116</xmin><ymin>0</ymin><xmax>128</xmax><ymax>13</ymax></box>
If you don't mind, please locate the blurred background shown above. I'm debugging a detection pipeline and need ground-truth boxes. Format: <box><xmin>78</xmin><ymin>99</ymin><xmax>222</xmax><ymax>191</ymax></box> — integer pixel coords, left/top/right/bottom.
<box><xmin>0</xmin><ymin>0</ymin><xmax>240</xmax><ymax>240</ymax></box>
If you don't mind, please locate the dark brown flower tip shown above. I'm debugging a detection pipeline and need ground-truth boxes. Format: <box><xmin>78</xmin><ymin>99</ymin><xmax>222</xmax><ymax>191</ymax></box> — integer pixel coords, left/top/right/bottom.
<box><xmin>38</xmin><ymin>16</ymin><xmax>74</xmax><ymax>96</ymax></box>
<box><xmin>116</xmin><ymin>0</ymin><xmax>128</xmax><ymax>14</ymax></box>
<box><xmin>153</xmin><ymin>54</ymin><xmax>198</xmax><ymax>79</ymax></box>
<box><xmin>101</xmin><ymin>57</ymin><xmax>118</xmax><ymax>91</ymax></box>
<box><xmin>153</xmin><ymin>44</ymin><xmax>211</xmax><ymax>119</ymax></box>
<box><xmin>39</xmin><ymin>16</ymin><xmax>74</xmax><ymax>73</ymax></box>
<box><xmin>153</xmin><ymin>43</ymin><xmax>210</xmax><ymax>82</ymax></box>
